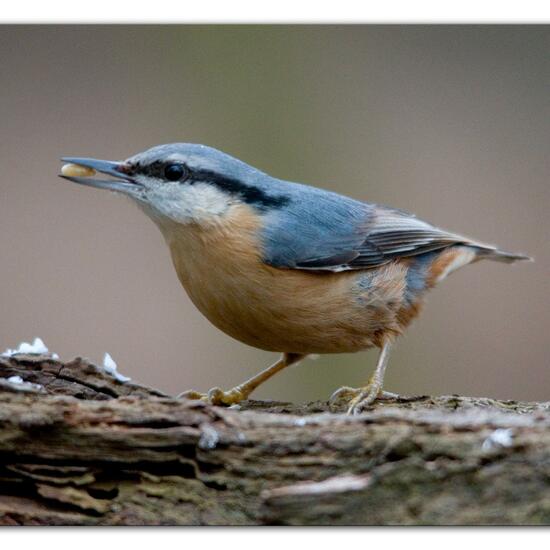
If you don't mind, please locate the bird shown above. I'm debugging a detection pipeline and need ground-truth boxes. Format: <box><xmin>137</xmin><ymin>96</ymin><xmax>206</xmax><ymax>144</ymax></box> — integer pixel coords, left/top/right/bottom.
<box><xmin>59</xmin><ymin>143</ymin><xmax>531</xmax><ymax>414</ymax></box>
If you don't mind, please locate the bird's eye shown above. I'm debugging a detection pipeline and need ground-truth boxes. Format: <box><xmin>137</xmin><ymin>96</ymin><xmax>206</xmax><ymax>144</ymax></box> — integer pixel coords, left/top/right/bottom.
<box><xmin>163</xmin><ymin>163</ymin><xmax>188</xmax><ymax>182</ymax></box>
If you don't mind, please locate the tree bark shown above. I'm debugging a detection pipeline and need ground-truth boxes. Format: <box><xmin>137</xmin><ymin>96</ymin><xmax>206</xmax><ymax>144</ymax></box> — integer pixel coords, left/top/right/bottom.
<box><xmin>0</xmin><ymin>354</ymin><xmax>549</xmax><ymax>525</ymax></box>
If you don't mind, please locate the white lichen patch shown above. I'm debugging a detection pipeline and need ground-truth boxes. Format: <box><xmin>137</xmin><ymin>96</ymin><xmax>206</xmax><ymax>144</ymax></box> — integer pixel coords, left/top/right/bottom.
<box><xmin>3</xmin><ymin>375</ymin><xmax>44</xmax><ymax>392</ymax></box>
<box><xmin>198</xmin><ymin>424</ymin><xmax>220</xmax><ymax>450</ymax></box>
<box><xmin>482</xmin><ymin>428</ymin><xmax>514</xmax><ymax>451</ymax></box>
<box><xmin>2</xmin><ymin>337</ymin><xmax>59</xmax><ymax>359</ymax></box>
<box><xmin>102</xmin><ymin>352</ymin><xmax>131</xmax><ymax>383</ymax></box>
<box><xmin>262</xmin><ymin>474</ymin><xmax>371</xmax><ymax>499</ymax></box>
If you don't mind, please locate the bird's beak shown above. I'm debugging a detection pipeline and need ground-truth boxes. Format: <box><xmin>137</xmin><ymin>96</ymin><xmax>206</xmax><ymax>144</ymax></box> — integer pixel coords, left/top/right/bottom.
<box><xmin>59</xmin><ymin>157</ymin><xmax>143</xmax><ymax>193</ymax></box>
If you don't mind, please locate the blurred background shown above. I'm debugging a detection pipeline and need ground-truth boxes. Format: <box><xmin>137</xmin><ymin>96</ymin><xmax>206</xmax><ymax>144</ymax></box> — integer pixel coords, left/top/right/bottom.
<box><xmin>0</xmin><ymin>25</ymin><xmax>548</xmax><ymax>402</ymax></box>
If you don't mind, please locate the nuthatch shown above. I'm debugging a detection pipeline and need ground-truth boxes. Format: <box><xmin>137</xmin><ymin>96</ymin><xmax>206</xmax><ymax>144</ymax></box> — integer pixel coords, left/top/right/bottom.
<box><xmin>60</xmin><ymin>144</ymin><xmax>531</xmax><ymax>414</ymax></box>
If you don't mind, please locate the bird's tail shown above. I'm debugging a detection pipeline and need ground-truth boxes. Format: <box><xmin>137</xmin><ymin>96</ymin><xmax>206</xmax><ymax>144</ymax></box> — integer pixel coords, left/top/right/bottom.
<box><xmin>472</xmin><ymin>245</ymin><xmax>533</xmax><ymax>264</ymax></box>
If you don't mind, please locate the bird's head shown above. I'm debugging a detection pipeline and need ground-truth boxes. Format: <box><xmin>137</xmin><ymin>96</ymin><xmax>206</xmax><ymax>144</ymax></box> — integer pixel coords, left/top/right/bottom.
<box><xmin>60</xmin><ymin>143</ymin><xmax>289</xmax><ymax>227</ymax></box>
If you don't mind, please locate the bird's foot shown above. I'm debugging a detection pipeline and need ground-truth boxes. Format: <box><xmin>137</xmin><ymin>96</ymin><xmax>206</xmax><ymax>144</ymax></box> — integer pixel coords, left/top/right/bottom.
<box><xmin>329</xmin><ymin>384</ymin><xmax>398</xmax><ymax>415</ymax></box>
<box><xmin>178</xmin><ymin>386</ymin><xmax>247</xmax><ymax>407</ymax></box>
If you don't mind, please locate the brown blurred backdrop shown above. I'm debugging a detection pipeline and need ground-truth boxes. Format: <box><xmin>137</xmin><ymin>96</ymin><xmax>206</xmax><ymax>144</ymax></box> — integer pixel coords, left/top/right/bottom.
<box><xmin>0</xmin><ymin>25</ymin><xmax>548</xmax><ymax>402</ymax></box>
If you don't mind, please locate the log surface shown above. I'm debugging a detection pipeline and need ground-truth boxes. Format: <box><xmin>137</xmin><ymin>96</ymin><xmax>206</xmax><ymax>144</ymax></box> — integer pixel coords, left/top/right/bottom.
<box><xmin>0</xmin><ymin>354</ymin><xmax>549</xmax><ymax>525</ymax></box>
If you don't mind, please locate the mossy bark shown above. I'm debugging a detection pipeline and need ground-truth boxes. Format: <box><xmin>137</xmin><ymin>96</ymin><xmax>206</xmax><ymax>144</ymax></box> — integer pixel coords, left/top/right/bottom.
<box><xmin>0</xmin><ymin>354</ymin><xmax>549</xmax><ymax>525</ymax></box>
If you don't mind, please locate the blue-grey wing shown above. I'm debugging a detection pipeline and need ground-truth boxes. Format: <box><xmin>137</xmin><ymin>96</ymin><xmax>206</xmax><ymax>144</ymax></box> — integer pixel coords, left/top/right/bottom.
<box><xmin>261</xmin><ymin>188</ymin><xmax>473</xmax><ymax>272</ymax></box>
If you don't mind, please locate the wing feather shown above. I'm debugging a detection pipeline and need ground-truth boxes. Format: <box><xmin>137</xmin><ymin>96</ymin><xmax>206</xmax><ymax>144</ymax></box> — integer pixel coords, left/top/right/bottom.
<box><xmin>293</xmin><ymin>206</ymin><xmax>473</xmax><ymax>271</ymax></box>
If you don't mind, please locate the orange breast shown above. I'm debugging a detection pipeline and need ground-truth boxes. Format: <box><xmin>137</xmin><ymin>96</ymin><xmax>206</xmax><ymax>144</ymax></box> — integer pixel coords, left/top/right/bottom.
<box><xmin>155</xmin><ymin>204</ymin><xmax>413</xmax><ymax>354</ymax></box>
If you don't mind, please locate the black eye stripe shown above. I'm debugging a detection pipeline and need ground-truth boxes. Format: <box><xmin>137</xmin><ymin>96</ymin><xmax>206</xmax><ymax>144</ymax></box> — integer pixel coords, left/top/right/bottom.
<box><xmin>131</xmin><ymin>161</ymin><xmax>189</xmax><ymax>182</ymax></box>
<box><xmin>130</xmin><ymin>163</ymin><xmax>289</xmax><ymax>210</ymax></box>
<box><xmin>190</xmin><ymin>169</ymin><xmax>290</xmax><ymax>210</ymax></box>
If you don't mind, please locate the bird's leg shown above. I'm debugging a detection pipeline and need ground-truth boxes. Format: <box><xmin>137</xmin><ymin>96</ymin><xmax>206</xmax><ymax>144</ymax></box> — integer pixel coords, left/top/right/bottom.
<box><xmin>179</xmin><ymin>353</ymin><xmax>305</xmax><ymax>407</ymax></box>
<box><xmin>330</xmin><ymin>342</ymin><xmax>393</xmax><ymax>415</ymax></box>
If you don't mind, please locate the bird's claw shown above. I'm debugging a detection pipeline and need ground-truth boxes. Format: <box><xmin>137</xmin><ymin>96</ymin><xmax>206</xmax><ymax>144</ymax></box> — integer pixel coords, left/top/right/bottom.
<box><xmin>207</xmin><ymin>387</ymin><xmax>246</xmax><ymax>406</ymax></box>
<box><xmin>178</xmin><ymin>386</ymin><xmax>246</xmax><ymax>407</ymax></box>
<box><xmin>346</xmin><ymin>387</ymin><xmax>380</xmax><ymax>415</ymax></box>
<box><xmin>329</xmin><ymin>386</ymin><xmax>359</xmax><ymax>404</ymax></box>
<box><xmin>177</xmin><ymin>389</ymin><xmax>209</xmax><ymax>402</ymax></box>
<box><xmin>330</xmin><ymin>384</ymin><xmax>397</xmax><ymax>415</ymax></box>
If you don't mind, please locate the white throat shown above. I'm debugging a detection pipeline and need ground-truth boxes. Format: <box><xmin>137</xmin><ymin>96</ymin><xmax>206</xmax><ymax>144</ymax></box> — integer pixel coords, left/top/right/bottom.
<box><xmin>136</xmin><ymin>182</ymin><xmax>234</xmax><ymax>227</ymax></box>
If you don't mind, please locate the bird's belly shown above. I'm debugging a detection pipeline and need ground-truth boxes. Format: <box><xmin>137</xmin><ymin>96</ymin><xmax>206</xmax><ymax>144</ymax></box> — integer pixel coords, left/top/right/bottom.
<box><xmin>172</xmin><ymin>250</ymin><xmax>414</xmax><ymax>354</ymax></box>
<box><xmin>182</xmin><ymin>268</ymin><xmax>380</xmax><ymax>354</ymax></box>
<box><xmin>160</xmin><ymin>208</ymin><xmax>419</xmax><ymax>355</ymax></box>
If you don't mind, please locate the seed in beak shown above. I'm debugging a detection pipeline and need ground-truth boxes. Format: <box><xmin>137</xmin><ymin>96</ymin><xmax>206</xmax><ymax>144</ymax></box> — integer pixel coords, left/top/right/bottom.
<box><xmin>61</xmin><ymin>163</ymin><xmax>97</xmax><ymax>177</ymax></box>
